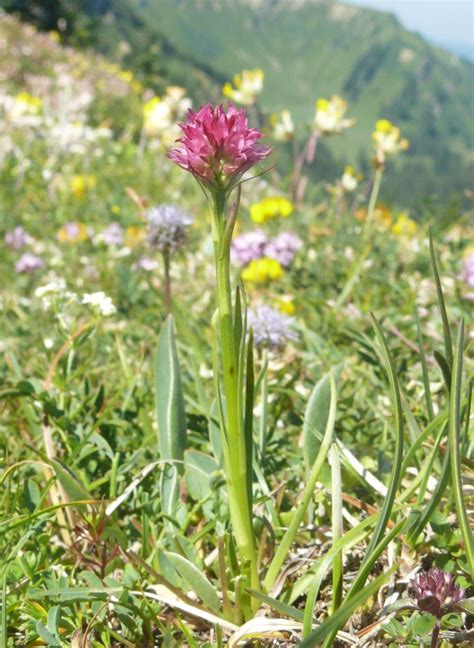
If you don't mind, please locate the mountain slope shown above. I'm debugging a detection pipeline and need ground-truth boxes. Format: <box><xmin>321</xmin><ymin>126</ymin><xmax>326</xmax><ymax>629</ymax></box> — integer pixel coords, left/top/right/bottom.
<box><xmin>4</xmin><ymin>0</ymin><xmax>473</xmax><ymax>207</ymax></box>
<box><xmin>130</xmin><ymin>0</ymin><xmax>473</xmax><ymax>192</ymax></box>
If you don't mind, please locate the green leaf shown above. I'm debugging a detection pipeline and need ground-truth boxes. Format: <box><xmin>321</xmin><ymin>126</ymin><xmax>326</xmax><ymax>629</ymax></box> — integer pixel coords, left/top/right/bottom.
<box><xmin>50</xmin><ymin>459</ymin><xmax>90</xmax><ymax>504</ymax></box>
<box><xmin>454</xmin><ymin>598</ymin><xmax>474</xmax><ymax>614</ymax></box>
<box><xmin>449</xmin><ymin>320</ymin><xmax>474</xmax><ymax>579</ymax></box>
<box><xmin>36</xmin><ymin>621</ymin><xmax>61</xmax><ymax>647</ymax></box>
<box><xmin>303</xmin><ymin>365</ymin><xmax>342</xmax><ymax>468</ymax></box>
<box><xmin>156</xmin><ymin>314</ymin><xmax>187</xmax><ymax>462</ymax></box>
<box><xmin>184</xmin><ymin>449</ymin><xmax>218</xmax><ymax>501</ymax></box>
<box><xmin>164</xmin><ymin>552</ymin><xmax>220</xmax><ymax>613</ymax></box>
<box><xmin>429</xmin><ymin>231</ymin><xmax>453</xmax><ymax>368</ymax></box>
<box><xmin>247</xmin><ymin>589</ymin><xmax>304</xmax><ymax>622</ymax></box>
<box><xmin>434</xmin><ymin>351</ymin><xmax>451</xmax><ymax>392</ymax></box>
<box><xmin>409</xmin><ymin>613</ymin><xmax>436</xmax><ymax>636</ymax></box>
<box><xmin>365</xmin><ymin>314</ymin><xmax>403</xmax><ymax>558</ymax></box>
<box><xmin>244</xmin><ymin>328</ymin><xmax>255</xmax><ymax>509</ymax></box>
<box><xmin>156</xmin><ymin>315</ymin><xmax>187</xmax><ymax>516</ymax></box>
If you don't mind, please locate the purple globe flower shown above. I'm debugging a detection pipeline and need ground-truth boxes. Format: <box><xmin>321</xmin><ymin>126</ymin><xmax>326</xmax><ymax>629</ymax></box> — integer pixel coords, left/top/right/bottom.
<box><xmin>15</xmin><ymin>252</ymin><xmax>44</xmax><ymax>274</ymax></box>
<box><xmin>144</xmin><ymin>204</ymin><xmax>193</xmax><ymax>254</ymax></box>
<box><xmin>248</xmin><ymin>304</ymin><xmax>298</xmax><ymax>350</ymax></box>
<box><xmin>5</xmin><ymin>226</ymin><xmax>29</xmax><ymax>250</ymax></box>
<box><xmin>410</xmin><ymin>568</ymin><xmax>464</xmax><ymax>618</ymax></box>
<box><xmin>231</xmin><ymin>229</ymin><xmax>268</xmax><ymax>266</ymax></box>
<box><xmin>264</xmin><ymin>231</ymin><xmax>302</xmax><ymax>266</ymax></box>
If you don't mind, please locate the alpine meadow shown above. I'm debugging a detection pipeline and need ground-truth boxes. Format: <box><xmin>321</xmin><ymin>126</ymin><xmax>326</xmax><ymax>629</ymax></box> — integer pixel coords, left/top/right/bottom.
<box><xmin>0</xmin><ymin>1</ymin><xmax>473</xmax><ymax>647</ymax></box>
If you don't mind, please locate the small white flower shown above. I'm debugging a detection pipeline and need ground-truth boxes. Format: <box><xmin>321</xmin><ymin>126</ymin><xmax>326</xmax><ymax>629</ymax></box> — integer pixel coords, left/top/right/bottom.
<box><xmin>44</xmin><ymin>338</ymin><xmax>54</xmax><ymax>349</ymax></box>
<box><xmin>82</xmin><ymin>291</ymin><xmax>116</xmax><ymax>317</ymax></box>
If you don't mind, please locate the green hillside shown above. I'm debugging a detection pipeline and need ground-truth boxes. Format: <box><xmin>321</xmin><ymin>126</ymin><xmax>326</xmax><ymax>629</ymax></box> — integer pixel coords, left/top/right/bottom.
<box><xmin>4</xmin><ymin>0</ymin><xmax>473</xmax><ymax>207</ymax></box>
<box><xmin>129</xmin><ymin>0</ymin><xmax>473</xmax><ymax>204</ymax></box>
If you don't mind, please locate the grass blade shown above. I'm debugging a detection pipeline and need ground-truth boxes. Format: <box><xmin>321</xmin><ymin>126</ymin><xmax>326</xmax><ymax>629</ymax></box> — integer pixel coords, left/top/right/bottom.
<box><xmin>263</xmin><ymin>373</ymin><xmax>337</xmax><ymax>593</ymax></box>
<box><xmin>300</xmin><ymin>565</ymin><xmax>397</xmax><ymax>647</ymax></box>
<box><xmin>449</xmin><ymin>320</ymin><xmax>474</xmax><ymax>578</ymax></box>
<box><xmin>429</xmin><ymin>230</ymin><xmax>453</xmax><ymax>368</ymax></box>
<box><xmin>365</xmin><ymin>313</ymin><xmax>403</xmax><ymax>558</ymax></box>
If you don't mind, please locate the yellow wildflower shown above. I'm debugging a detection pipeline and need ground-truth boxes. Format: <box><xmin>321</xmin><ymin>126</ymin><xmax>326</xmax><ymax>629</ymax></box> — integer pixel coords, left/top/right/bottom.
<box><xmin>70</xmin><ymin>175</ymin><xmax>97</xmax><ymax>199</ymax></box>
<box><xmin>392</xmin><ymin>212</ymin><xmax>418</xmax><ymax>237</ymax></box>
<box><xmin>372</xmin><ymin>119</ymin><xmax>409</xmax><ymax>166</ymax></box>
<box><xmin>269</xmin><ymin>109</ymin><xmax>294</xmax><ymax>141</ymax></box>
<box><xmin>356</xmin><ymin>204</ymin><xmax>392</xmax><ymax>229</ymax></box>
<box><xmin>275</xmin><ymin>295</ymin><xmax>295</xmax><ymax>315</ymax></box>
<box><xmin>125</xmin><ymin>226</ymin><xmax>146</xmax><ymax>248</ymax></box>
<box><xmin>223</xmin><ymin>69</ymin><xmax>264</xmax><ymax>106</ymax></box>
<box><xmin>111</xmin><ymin>205</ymin><xmax>121</xmax><ymax>215</ymax></box>
<box><xmin>12</xmin><ymin>92</ymin><xmax>42</xmax><ymax>117</ymax></box>
<box><xmin>48</xmin><ymin>31</ymin><xmax>61</xmax><ymax>43</ymax></box>
<box><xmin>242</xmin><ymin>258</ymin><xmax>283</xmax><ymax>284</ymax></box>
<box><xmin>314</xmin><ymin>96</ymin><xmax>355</xmax><ymax>135</ymax></box>
<box><xmin>250</xmin><ymin>196</ymin><xmax>294</xmax><ymax>224</ymax></box>
<box><xmin>57</xmin><ymin>222</ymin><xmax>89</xmax><ymax>244</ymax></box>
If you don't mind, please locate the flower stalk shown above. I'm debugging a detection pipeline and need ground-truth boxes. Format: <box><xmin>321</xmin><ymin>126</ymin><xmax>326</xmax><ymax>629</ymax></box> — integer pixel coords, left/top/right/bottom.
<box><xmin>211</xmin><ymin>188</ymin><xmax>260</xmax><ymax>615</ymax></box>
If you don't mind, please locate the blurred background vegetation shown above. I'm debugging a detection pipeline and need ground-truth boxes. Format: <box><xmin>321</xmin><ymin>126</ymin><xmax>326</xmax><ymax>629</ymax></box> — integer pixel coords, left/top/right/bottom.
<box><xmin>3</xmin><ymin>0</ymin><xmax>473</xmax><ymax>211</ymax></box>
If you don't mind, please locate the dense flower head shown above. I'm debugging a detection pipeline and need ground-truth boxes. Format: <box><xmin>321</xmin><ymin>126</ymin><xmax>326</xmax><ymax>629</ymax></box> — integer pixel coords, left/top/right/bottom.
<box><xmin>410</xmin><ymin>568</ymin><xmax>464</xmax><ymax>618</ymax></box>
<box><xmin>314</xmin><ymin>96</ymin><xmax>355</xmax><ymax>135</ymax></box>
<box><xmin>269</xmin><ymin>109</ymin><xmax>294</xmax><ymax>141</ymax></box>
<box><xmin>249</xmin><ymin>196</ymin><xmax>294</xmax><ymax>224</ymax></box>
<box><xmin>15</xmin><ymin>252</ymin><xmax>44</xmax><ymax>274</ymax></box>
<box><xmin>168</xmin><ymin>103</ymin><xmax>271</xmax><ymax>191</ymax></box>
<box><xmin>144</xmin><ymin>204</ymin><xmax>193</xmax><ymax>254</ymax></box>
<box><xmin>223</xmin><ymin>69</ymin><xmax>264</xmax><ymax>106</ymax></box>
<box><xmin>241</xmin><ymin>257</ymin><xmax>283</xmax><ymax>284</ymax></box>
<box><xmin>248</xmin><ymin>304</ymin><xmax>298</xmax><ymax>350</ymax></box>
<box><xmin>372</xmin><ymin>119</ymin><xmax>409</xmax><ymax>166</ymax></box>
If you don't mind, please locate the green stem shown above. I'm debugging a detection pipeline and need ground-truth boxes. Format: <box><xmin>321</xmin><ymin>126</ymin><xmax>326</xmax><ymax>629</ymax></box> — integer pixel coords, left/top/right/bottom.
<box><xmin>162</xmin><ymin>248</ymin><xmax>172</xmax><ymax>315</ymax></box>
<box><xmin>211</xmin><ymin>191</ymin><xmax>260</xmax><ymax>614</ymax></box>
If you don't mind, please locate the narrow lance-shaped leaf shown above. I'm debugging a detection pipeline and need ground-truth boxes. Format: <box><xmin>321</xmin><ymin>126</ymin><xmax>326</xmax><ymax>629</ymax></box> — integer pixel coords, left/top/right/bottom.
<box><xmin>303</xmin><ymin>365</ymin><xmax>343</xmax><ymax>468</ymax></box>
<box><xmin>164</xmin><ymin>551</ymin><xmax>220</xmax><ymax>613</ymax></box>
<box><xmin>449</xmin><ymin>320</ymin><xmax>474</xmax><ymax>579</ymax></box>
<box><xmin>429</xmin><ymin>230</ymin><xmax>453</xmax><ymax>369</ymax></box>
<box><xmin>365</xmin><ymin>313</ymin><xmax>403</xmax><ymax>558</ymax></box>
<box><xmin>156</xmin><ymin>315</ymin><xmax>187</xmax><ymax>515</ymax></box>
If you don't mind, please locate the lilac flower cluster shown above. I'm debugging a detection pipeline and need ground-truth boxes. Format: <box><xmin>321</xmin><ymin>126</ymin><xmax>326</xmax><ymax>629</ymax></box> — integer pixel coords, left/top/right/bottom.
<box><xmin>15</xmin><ymin>252</ymin><xmax>44</xmax><ymax>274</ymax></box>
<box><xmin>102</xmin><ymin>222</ymin><xmax>124</xmax><ymax>246</ymax></box>
<box><xmin>231</xmin><ymin>230</ymin><xmax>302</xmax><ymax>267</ymax></box>
<box><xmin>5</xmin><ymin>226</ymin><xmax>44</xmax><ymax>274</ymax></box>
<box><xmin>248</xmin><ymin>304</ymin><xmax>298</xmax><ymax>350</ymax></box>
<box><xmin>462</xmin><ymin>250</ymin><xmax>474</xmax><ymax>300</ymax></box>
<box><xmin>5</xmin><ymin>226</ymin><xmax>29</xmax><ymax>250</ymax></box>
<box><xmin>144</xmin><ymin>204</ymin><xmax>193</xmax><ymax>254</ymax></box>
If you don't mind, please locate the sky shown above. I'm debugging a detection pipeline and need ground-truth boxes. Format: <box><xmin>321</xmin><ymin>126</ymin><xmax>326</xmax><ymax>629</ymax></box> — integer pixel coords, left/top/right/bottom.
<box><xmin>346</xmin><ymin>0</ymin><xmax>474</xmax><ymax>48</ymax></box>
